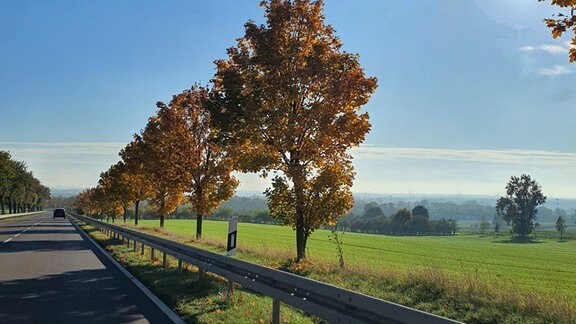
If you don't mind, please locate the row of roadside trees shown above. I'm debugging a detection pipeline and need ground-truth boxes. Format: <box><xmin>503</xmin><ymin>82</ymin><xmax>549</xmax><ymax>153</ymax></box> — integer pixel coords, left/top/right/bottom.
<box><xmin>74</xmin><ymin>0</ymin><xmax>377</xmax><ymax>261</ymax></box>
<box><xmin>0</xmin><ymin>151</ymin><xmax>51</xmax><ymax>214</ymax></box>
<box><xmin>76</xmin><ymin>86</ymin><xmax>240</xmax><ymax>242</ymax></box>
<box><xmin>72</xmin><ymin>0</ymin><xmax>576</xmax><ymax>261</ymax></box>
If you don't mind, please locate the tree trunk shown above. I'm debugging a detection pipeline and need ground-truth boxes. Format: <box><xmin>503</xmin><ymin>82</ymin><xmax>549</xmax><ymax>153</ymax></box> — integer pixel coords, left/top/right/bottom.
<box><xmin>291</xmin><ymin>162</ymin><xmax>307</xmax><ymax>262</ymax></box>
<box><xmin>160</xmin><ymin>215</ymin><xmax>165</xmax><ymax>228</ymax></box>
<box><xmin>123</xmin><ymin>205</ymin><xmax>128</xmax><ymax>223</ymax></box>
<box><xmin>296</xmin><ymin>221</ymin><xmax>307</xmax><ymax>261</ymax></box>
<box><xmin>134</xmin><ymin>200</ymin><xmax>140</xmax><ymax>226</ymax></box>
<box><xmin>519</xmin><ymin>229</ymin><xmax>527</xmax><ymax>240</ymax></box>
<box><xmin>196</xmin><ymin>213</ymin><xmax>203</xmax><ymax>239</ymax></box>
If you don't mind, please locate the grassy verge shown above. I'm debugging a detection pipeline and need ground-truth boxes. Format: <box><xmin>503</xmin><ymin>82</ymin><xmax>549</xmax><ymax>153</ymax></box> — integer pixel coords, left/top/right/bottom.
<box><xmin>118</xmin><ymin>221</ymin><xmax>576</xmax><ymax>324</ymax></box>
<box><xmin>80</xmin><ymin>216</ymin><xmax>576</xmax><ymax>323</ymax></box>
<box><xmin>133</xmin><ymin>219</ymin><xmax>576</xmax><ymax>300</ymax></box>
<box><xmin>77</xmin><ymin>222</ymin><xmax>314</xmax><ymax>324</ymax></box>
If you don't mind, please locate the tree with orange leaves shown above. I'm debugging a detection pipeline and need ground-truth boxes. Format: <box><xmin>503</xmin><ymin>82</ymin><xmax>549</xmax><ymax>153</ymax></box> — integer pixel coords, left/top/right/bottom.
<box><xmin>157</xmin><ymin>85</ymin><xmax>238</xmax><ymax>239</ymax></box>
<box><xmin>119</xmin><ymin>139</ymin><xmax>154</xmax><ymax>225</ymax></box>
<box><xmin>138</xmin><ymin>105</ymin><xmax>186</xmax><ymax>228</ymax></box>
<box><xmin>212</xmin><ymin>0</ymin><xmax>377</xmax><ymax>261</ymax></box>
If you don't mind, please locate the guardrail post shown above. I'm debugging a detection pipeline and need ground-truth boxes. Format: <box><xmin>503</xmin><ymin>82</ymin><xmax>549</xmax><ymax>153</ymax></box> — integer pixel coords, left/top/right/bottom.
<box><xmin>272</xmin><ymin>299</ymin><xmax>280</xmax><ymax>324</ymax></box>
<box><xmin>151</xmin><ymin>248</ymin><xmax>155</xmax><ymax>260</ymax></box>
<box><xmin>133</xmin><ymin>240</ymin><xmax>137</xmax><ymax>251</ymax></box>
<box><xmin>141</xmin><ymin>243</ymin><xmax>145</xmax><ymax>255</ymax></box>
<box><xmin>178</xmin><ymin>259</ymin><xmax>183</xmax><ymax>272</ymax></box>
<box><xmin>163</xmin><ymin>252</ymin><xmax>167</xmax><ymax>268</ymax></box>
<box><xmin>199</xmin><ymin>267</ymin><xmax>206</xmax><ymax>283</ymax></box>
<box><xmin>227</xmin><ymin>279</ymin><xmax>234</xmax><ymax>296</ymax></box>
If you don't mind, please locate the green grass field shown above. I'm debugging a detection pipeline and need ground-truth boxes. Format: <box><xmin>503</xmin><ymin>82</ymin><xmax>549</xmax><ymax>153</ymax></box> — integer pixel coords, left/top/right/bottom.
<box><xmin>458</xmin><ymin>219</ymin><xmax>576</xmax><ymax>234</ymax></box>
<box><xmin>135</xmin><ymin>219</ymin><xmax>576</xmax><ymax>303</ymax></box>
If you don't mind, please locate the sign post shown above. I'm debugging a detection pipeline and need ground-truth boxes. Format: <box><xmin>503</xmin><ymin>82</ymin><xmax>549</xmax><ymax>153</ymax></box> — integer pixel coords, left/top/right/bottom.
<box><xmin>226</xmin><ymin>216</ymin><xmax>238</xmax><ymax>257</ymax></box>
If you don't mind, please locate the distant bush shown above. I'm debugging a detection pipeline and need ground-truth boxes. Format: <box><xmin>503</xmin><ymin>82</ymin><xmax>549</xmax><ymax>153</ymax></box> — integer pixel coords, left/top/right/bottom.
<box><xmin>342</xmin><ymin>206</ymin><xmax>456</xmax><ymax>236</ymax></box>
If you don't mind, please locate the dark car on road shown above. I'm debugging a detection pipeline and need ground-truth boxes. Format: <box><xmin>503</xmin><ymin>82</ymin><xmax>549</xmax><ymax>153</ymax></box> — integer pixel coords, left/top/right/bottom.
<box><xmin>53</xmin><ymin>208</ymin><xmax>66</xmax><ymax>219</ymax></box>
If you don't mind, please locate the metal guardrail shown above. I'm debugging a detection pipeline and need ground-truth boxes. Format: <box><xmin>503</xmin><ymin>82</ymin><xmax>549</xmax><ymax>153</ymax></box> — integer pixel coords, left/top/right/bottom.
<box><xmin>71</xmin><ymin>214</ymin><xmax>461</xmax><ymax>324</ymax></box>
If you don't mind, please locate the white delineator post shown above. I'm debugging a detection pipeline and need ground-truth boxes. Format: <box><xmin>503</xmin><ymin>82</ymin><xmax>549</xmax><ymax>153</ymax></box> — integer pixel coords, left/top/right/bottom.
<box><xmin>226</xmin><ymin>216</ymin><xmax>238</xmax><ymax>296</ymax></box>
<box><xmin>226</xmin><ymin>216</ymin><xmax>238</xmax><ymax>257</ymax></box>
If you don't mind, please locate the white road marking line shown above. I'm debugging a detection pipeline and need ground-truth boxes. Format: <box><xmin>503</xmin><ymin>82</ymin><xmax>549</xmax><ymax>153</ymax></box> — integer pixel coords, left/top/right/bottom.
<box><xmin>1</xmin><ymin>217</ymin><xmax>44</xmax><ymax>244</ymax></box>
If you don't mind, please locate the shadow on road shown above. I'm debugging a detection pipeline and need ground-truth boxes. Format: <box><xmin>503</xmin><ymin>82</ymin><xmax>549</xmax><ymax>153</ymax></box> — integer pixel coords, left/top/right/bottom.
<box><xmin>0</xmin><ymin>240</ymin><xmax>89</xmax><ymax>253</ymax></box>
<box><xmin>0</xmin><ymin>269</ymin><xmax>148</xmax><ymax>323</ymax></box>
<box><xmin>0</xmin><ymin>229</ymin><xmax>76</xmax><ymax>236</ymax></box>
<box><xmin>0</xmin><ymin>220</ymin><xmax>71</xmax><ymax>229</ymax></box>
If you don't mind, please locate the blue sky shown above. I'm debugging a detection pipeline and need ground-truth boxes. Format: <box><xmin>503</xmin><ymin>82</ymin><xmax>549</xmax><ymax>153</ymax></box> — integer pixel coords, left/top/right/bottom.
<box><xmin>0</xmin><ymin>0</ymin><xmax>574</xmax><ymax>198</ymax></box>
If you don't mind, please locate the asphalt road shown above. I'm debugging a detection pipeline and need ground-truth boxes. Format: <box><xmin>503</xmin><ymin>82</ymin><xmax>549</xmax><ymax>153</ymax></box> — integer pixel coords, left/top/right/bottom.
<box><xmin>0</xmin><ymin>212</ymin><xmax>174</xmax><ymax>323</ymax></box>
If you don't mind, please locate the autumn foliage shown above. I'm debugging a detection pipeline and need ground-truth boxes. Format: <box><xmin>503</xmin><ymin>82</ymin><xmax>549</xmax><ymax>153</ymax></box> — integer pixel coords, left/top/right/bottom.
<box><xmin>156</xmin><ymin>86</ymin><xmax>238</xmax><ymax>238</ymax></box>
<box><xmin>540</xmin><ymin>0</ymin><xmax>576</xmax><ymax>61</ymax></box>
<box><xmin>118</xmin><ymin>139</ymin><xmax>154</xmax><ymax>225</ymax></box>
<box><xmin>212</xmin><ymin>0</ymin><xmax>377</xmax><ymax>260</ymax></box>
<box><xmin>76</xmin><ymin>0</ymin><xmax>376</xmax><ymax>261</ymax></box>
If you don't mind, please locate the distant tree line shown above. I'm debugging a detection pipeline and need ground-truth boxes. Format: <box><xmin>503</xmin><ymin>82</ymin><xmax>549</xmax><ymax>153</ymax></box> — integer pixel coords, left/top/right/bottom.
<box><xmin>81</xmin><ymin>192</ymin><xmax>574</xmax><ymax>239</ymax></box>
<box><xmin>0</xmin><ymin>151</ymin><xmax>51</xmax><ymax>214</ymax></box>
<box><xmin>120</xmin><ymin>199</ymin><xmax>456</xmax><ymax>236</ymax></box>
<box><xmin>349</xmin><ymin>198</ymin><xmax>573</xmax><ymax>224</ymax></box>
<box><xmin>348</xmin><ymin>199</ymin><xmax>497</xmax><ymax>222</ymax></box>
<box><xmin>113</xmin><ymin>197</ymin><xmax>280</xmax><ymax>225</ymax></box>
<box><xmin>339</xmin><ymin>205</ymin><xmax>457</xmax><ymax>236</ymax></box>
